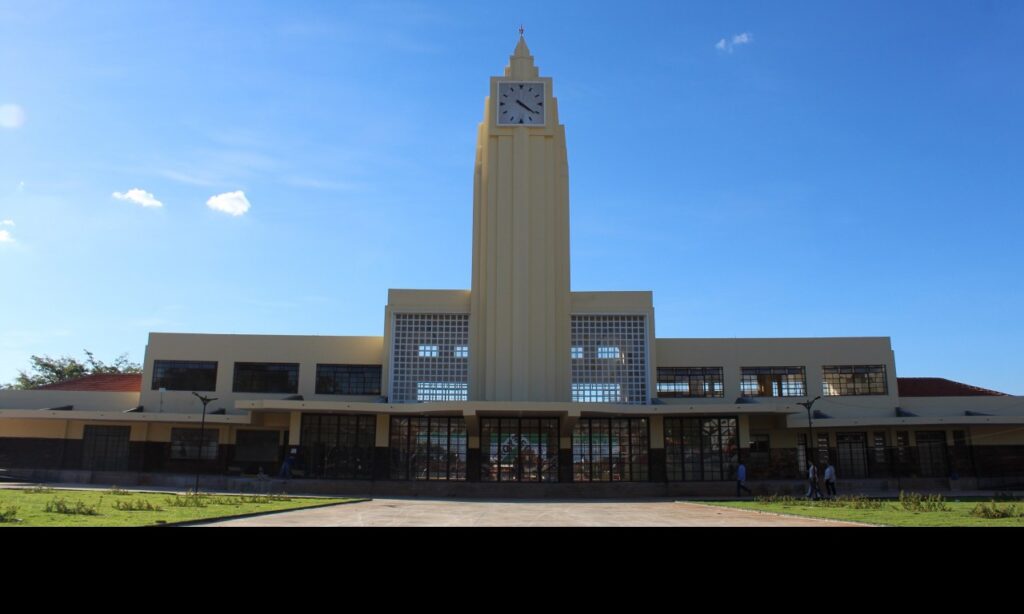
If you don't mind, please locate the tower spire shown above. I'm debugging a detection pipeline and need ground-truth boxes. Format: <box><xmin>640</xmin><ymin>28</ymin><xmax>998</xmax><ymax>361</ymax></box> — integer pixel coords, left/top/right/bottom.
<box><xmin>506</xmin><ymin>28</ymin><xmax>537</xmax><ymax>79</ymax></box>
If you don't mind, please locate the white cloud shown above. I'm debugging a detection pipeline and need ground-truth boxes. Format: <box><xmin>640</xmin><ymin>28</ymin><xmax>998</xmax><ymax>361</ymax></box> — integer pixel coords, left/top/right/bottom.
<box><xmin>716</xmin><ymin>32</ymin><xmax>753</xmax><ymax>53</ymax></box>
<box><xmin>0</xmin><ymin>229</ymin><xmax>13</xmax><ymax>243</ymax></box>
<box><xmin>206</xmin><ymin>190</ymin><xmax>251</xmax><ymax>216</ymax></box>
<box><xmin>113</xmin><ymin>188</ymin><xmax>163</xmax><ymax>208</ymax></box>
<box><xmin>0</xmin><ymin>104</ymin><xmax>26</xmax><ymax>129</ymax></box>
<box><xmin>1</xmin><ymin>220</ymin><xmax>13</xmax><ymax>226</ymax></box>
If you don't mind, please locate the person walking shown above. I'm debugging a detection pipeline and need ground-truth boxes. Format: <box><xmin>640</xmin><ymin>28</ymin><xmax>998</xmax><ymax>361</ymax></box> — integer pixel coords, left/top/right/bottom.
<box><xmin>737</xmin><ymin>461</ymin><xmax>753</xmax><ymax>497</ymax></box>
<box><xmin>806</xmin><ymin>461</ymin><xmax>822</xmax><ymax>500</ymax></box>
<box><xmin>824</xmin><ymin>461</ymin><xmax>837</xmax><ymax>498</ymax></box>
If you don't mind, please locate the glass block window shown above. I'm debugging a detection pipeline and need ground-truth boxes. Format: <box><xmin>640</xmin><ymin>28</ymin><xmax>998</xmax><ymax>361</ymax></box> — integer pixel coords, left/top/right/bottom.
<box><xmin>233</xmin><ymin>363</ymin><xmax>299</xmax><ymax>394</ymax></box>
<box><xmin>390</xmin><ymin>416</ymin><xmax>467</xmax><ymax>481</ymax></box>
<box><xmin>315</xmin><ymin>364</ymin><xmax>382</xmax><ymax>395</ymax></box>
<box><xmin>822</xmin><ymin>365</ymin><xmax>888</xmax><ymax>396</ymax></box>
<box><xmin>740</xmin><ymin>366</ymin><xmax>806</xmax><ymax>397</ymax></box>
<box><xmin>573</xmin><ymin>418</ymin><xmax>649</xmax><ymax>482</ymax></box>
<box><xmin>391</xmin><ymin>313</ymin><xmax>470</xmax><ymax>402</ymax></box>
<box><xmin>570</xmin><ymin>315</ymin><xmax>649</xmax><ymax>404</ymax></box>
<box><xmin>416</xmin><ymin>382</ymin><xmax>469</xmax><ymax>401</ymax></box>
<box><xmin>656</xmin><ymin>367</ymin><xmax>724</xmax><ymax>398</ymax></box>
<box><xmin>151</xmin><ymin>360</ymin><xmax>218</xmax><ymax>391</ymax></box>
<box><xmin>571</xmin><ymin>383</ymin><xmax>621</xmax><ymax>403</ymax></box>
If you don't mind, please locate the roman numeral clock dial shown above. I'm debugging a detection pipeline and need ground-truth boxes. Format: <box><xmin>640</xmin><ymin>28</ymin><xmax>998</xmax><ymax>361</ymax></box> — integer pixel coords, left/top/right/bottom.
<box><xmin>497</xmin><ymin>81</ymin><xmax>545</xmax><ymax>125</ymax></box>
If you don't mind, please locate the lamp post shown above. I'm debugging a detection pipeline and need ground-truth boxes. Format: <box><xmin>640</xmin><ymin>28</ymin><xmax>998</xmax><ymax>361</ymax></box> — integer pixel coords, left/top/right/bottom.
<box><xmin>796</xmin><ymin>396</ymin><xmax>822</xmax><ymax>470</ymax></box>
<box><xmin>191</xmin><ymin>392</ymin><xmax>217</xmax><ymax>494</ymax></box>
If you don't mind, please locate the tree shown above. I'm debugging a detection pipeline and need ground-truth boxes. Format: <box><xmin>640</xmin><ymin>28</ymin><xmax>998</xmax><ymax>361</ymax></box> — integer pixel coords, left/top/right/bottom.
<box><xmin>5</xmin><ymin>350</ymin><xmax>142</xmax><ymax>390</ymax></box>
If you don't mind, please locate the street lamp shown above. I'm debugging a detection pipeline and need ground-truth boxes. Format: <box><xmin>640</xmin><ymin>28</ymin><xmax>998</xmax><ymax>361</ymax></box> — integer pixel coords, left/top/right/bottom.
<box><xmin>796</xmin><ymin>395</ymin><xmax>822</xmax><ymax>469</ymax></box>
<box><xmin>191</xmin><ymin>392</ymin><xmax>218</xmax><ymax>494</ymax></box>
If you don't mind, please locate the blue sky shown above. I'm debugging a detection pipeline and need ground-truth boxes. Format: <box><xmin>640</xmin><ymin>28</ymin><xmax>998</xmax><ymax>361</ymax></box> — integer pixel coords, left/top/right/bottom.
<box><xmin>1</xmin><ymin>1</ymin><xmax>1022</xmax><ymax>393</ymax></box>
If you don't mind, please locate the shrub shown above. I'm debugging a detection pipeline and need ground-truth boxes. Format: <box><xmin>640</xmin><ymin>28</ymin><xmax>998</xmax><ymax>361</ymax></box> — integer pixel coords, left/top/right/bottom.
<box><xmin>0</xmin><ymin>506</ymin><xmax>20</xmax><ymax>523</ymax></box>
<box><xmin>970</xmin><ymin>501</ymin><xmax>1022</xmax><ymax>519</ymax></box>
<box><xmin>113</xmin><ymin>499</ymin><xmax>162</xmax><ymax>512</ymax></box>
<box><xmin>26</xmin><ymin>485</ymin><xmax>55</xmax><ymax>494</ymax></box>
<box><xmin>45</xmin><ymin>498</ymin><xmax>99</xmax><ymax>515</ymax></box>
<box><xmin>105</xmin><ymin>486</ymin><xmax>131</xmax><ymax>496</ymax></box>
<box><xmin>898</xmin><ymin>491</ymin><xmax>949</xmax><ymax>512</ymax></box>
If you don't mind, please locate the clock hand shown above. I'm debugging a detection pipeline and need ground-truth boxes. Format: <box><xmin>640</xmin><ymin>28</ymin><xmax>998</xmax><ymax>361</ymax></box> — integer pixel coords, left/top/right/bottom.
<box><xmin>515</xmin><ymin>100</ymin><xmax>536</xmax><ymax>113</ymax></box>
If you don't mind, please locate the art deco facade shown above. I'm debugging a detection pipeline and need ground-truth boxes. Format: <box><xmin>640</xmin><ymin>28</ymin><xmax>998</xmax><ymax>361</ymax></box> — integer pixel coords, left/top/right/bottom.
<box><xmin>1</xmin><ymin>38</ymin><xmax>1021</xmax><ymax>494</ymax></box>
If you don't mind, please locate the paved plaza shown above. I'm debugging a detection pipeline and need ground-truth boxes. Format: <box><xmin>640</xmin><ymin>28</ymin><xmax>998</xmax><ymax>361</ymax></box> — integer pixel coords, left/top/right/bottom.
<box><xmin>201</xmin><ymin>497</ymin><xmax>868</xmax><ymax>527</ymax></box>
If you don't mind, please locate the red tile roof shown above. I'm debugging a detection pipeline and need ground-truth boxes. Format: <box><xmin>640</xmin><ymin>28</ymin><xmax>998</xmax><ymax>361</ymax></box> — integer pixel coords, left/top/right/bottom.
<box><xmin>897</xmin><ymin>377</ymin><xmax>1007</xmax><ymax>397</ymax></box>
<box><xmin>35</xmin><ymin>373</ymin><xmax>143</xmax><ymax>392</ymax></box>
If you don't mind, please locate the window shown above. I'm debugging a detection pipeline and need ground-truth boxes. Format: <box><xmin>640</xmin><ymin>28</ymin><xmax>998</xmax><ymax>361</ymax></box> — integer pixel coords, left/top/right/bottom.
<box><xmin>390</xmin><ymin>313</ymin><xmax>469</xmax><ymax>402</ymax></box>
<box><xmin>233</xmin><ymin>363</ymin><xmax>299</xmax><ymax>394</ymax></box>
<box><xmin>171</xmin><ymin>428</ymin><xmax>218</xmax><ymax>460</ymax></box>
<box><xmin>82</xmin><ymin>425</ymin><xmax>130</xmax><ymax>471</ymax></box>
<box><xmin>481</xmin><ymin>418</ymin><xmax>559</xmax><ymax>482</ymax></box>
<box><xmin>315</xmin><ymin>364</ymin><xmax>382</xmax><ymax>395</ymax></box>
<box><xmin>664</xmin><ymin>417</ymin><xmax>738</xmax><ymax>481</ymax></box>
<box><xmin>822</xmin><ymin>365</ymin><xmax>888</xmax><ymax>396</ymax></box>
<box><xmin>571</xmin><ymin>315</ymin><xmax>648</xmax><ymax>405</ymax></box>
<box><xmin>416</xmin><ymin>382</ymin><xmax>468</xmax><ymax>402</ymax></box>
<box><xmin>151</xmin><ymin>360</ymin><xmax>217</xmax><ymax>391</ymax></box>
<box><xmin>873</xmin><ymin>431</ymin><xmax>887</xmax><ymax>464</ymax></box>
<box><xmin>234</xmin><ymin>430</ymin><xmax>280</xmax><ymax>462</ymax></box>
<box><xmin>740</xmin><ymin>367</ymin><xmax>806</xmax><ymax>397</ymax></box>
<box><xmin>300</xmin><ymin>414</ymin><xmax>376</xmax><ymax>480</ymax></box>
<box><xmin>571</xmin><ymin>383</ymin><xmax>622</xmax><ymax>403</ymax></box>
<box><xmin>749</xmin><ymin>433</ymin><xmax>770</xmax><ymax>459</ymax></box>
<box><xmin>390</xmin><ymin>416</ymin><xmax>467</xmax><ymax>481</ymax></box>
<box><xmin>657</xmin><ymin>367</ymin><xmax>724</xmax><ymax>398</ymax></box>
<box><xmin>573</xmin><ymin>418</ymin><xmax>649</xmax><ymax>482</ymax></box>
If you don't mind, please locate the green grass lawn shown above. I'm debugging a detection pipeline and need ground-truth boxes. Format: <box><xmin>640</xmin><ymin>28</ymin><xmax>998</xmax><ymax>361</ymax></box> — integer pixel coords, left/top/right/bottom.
<box><xmin>701</xmin><ymin>494</ymin><xmax>1024</xmax><ymax>527</ymax></box>
<box><xmin>0</xmin><ymin>487</ymin><xmax>363</xmax><ymax>527</ymax></box>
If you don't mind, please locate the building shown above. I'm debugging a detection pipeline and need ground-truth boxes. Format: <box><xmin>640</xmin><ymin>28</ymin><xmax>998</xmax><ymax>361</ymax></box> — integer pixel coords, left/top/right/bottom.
<box><xmin>2</xmin><ymin>37</ymin><xmax>1021</xmax><ymax>496</ymax></box>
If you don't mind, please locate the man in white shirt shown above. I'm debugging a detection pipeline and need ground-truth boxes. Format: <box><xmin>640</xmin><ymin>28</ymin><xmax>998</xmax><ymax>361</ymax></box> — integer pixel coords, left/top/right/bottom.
<box><xmin>806</xmin><ymin>461</ymin><xmax>822</xmax><ymax>500</ymax></box>
<box><xmin>824</xmin><ymin>462</ymin><xmax>837</xmax><ymax>498</ymax></box>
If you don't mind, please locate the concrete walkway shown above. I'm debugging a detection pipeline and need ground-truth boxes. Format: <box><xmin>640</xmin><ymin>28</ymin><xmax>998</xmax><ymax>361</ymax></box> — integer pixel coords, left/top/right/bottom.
<box><xmin>200</xmin><ymin>497</ymin><xmax>868</xmax><ymax>527</ymax></box>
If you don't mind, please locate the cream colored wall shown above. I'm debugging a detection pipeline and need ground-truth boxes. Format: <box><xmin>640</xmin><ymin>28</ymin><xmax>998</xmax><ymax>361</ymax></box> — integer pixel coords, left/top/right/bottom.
<box><xmin>0</xmin><ymin>390</ymin><xmax>140</xmax><ymax>411</ymax></box>
<box><xmin>140</xmin><ymin>332</ymin><xmax>384</xmax><ymax>414</ymax></box>
<box><xmin>655</xmin><ymin>337</ymin><xmax>899</xmax><ymax>419</ymax></box>
<box><xmin>900</xmin><ymin>396</ymin><xmax>1022</xmax><ymax>416</ymax></box>
<box><xmin>965</xmin><ymin>426</ymin><xmax>1024</xmax><ymax>446</ymax></box>
<box><xmin>469</xmin><ymin>38</ymin><xmax>571</xmax><ymax>403</ymax></box>
<box><xmin>0</xmin><ymin>419</ymin><xmax>69</xmax><ymax>438</ymax></box>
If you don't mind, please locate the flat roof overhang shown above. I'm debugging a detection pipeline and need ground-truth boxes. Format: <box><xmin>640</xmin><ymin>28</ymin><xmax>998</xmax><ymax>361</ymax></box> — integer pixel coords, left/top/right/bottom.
<box><xmin>783</xmin><ymin>414</ymin><xmax>1024</xmax><ymax>429</ymax></box>
<box><xmin>236</xmin><ymin>399</ymin><xmax>794</xmax><ymax>416</ymax></box>
<box><xmin>0</xmin><ymin>409</ymin><xmax>253</xmax><ymax>424</ymax></box>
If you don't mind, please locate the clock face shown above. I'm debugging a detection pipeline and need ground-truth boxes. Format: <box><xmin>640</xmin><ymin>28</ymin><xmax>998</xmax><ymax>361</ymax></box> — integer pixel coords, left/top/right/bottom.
<box><xmin>497</xmin><ymin>81</ymin><xmax>545</xmax><ymax>125</ymax></box>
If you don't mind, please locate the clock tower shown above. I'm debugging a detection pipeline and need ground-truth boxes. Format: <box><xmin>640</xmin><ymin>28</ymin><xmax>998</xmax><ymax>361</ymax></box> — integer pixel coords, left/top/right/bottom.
<box><xmin>469</xmin><ymin>35</ymin><xmax>572</xmax><ymax>402</ymax></box>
